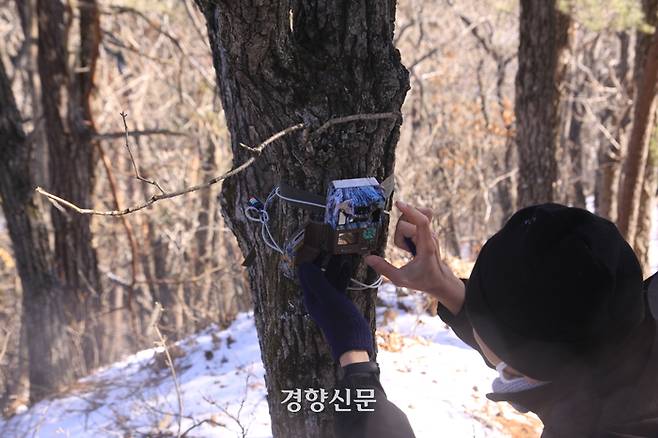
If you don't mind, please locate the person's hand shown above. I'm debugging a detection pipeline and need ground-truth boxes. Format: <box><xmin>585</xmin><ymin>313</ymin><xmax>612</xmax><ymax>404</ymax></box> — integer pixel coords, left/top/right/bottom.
<box><xmin>365</xmin><ymin>201</ymin><xmax>465</xmax><ymax>315</ymax></box>
<box><xmin>298</xmin><ymin>256</ymin><xmax>373</xmax><ymax>363</ymax></box>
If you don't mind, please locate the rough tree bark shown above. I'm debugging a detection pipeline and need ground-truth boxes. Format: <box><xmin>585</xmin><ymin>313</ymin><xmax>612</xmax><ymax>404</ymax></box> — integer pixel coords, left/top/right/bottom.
<box><xmin>0</xmin><ymin>0</ymin><xmax>106</xmax><ymax>400</ymax></box>
<box><xmin>15</xmin><ymin>0</ymin><xmax>49</xmax><ymax>188</ymax></box>
<box><xmin>36</xmin><ymin>0</ymin><xmax>105</xmax><ymax>369</ymax></box>
<box><xmin>515</xmin><ymin>0</ymin><xmax>571</xmax><ymax>207</ymax></box>
<box><xmin>632</xmin><ymin>0</ymin><xmax>658</xmax><ymax>273</ymax></box>
<box><xmin>618</xmin><ymin>0</ymin><xmax>658</xmax><ymax>244</ymax></box>
<box><xmin>195</xmin><ymin>1</ymin><xmax>409</xmax><ymax>436</ymax></box>
<box><xmin>0</xmin><ymin>58</ymin><xmax>76</xmax><ymax>401</ymax></box>
<box><xmin>596</xmin><ymin>32</ymin><xmax>632</xmax><ymax>223</ymax></box>
<box><xmin>562</xmin><ymin>31</ymin><xmax>586</xmax><ymax>209</ymax></box>
<box><xmin>634</xmin><ymin>140</ymin><xmax>658</xmax><ymax>275</ymax></box>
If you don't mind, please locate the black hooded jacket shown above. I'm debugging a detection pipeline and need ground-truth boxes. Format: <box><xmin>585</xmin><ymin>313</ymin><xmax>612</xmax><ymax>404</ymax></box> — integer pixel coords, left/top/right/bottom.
<box><xmin>335</xmin><ymin>274</ymin><xmax>658</xmax><ymax>438</ymax></box>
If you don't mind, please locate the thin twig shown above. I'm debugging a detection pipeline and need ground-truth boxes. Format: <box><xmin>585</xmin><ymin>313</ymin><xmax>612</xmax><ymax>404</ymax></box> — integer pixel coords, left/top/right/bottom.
<box><xmin>183</xmin><ymin>0</ymin><xmax>210</xmax><ymax>49</ymax></box>
<box><xmin>105</xmin><ymin>264</ymin><xmax>233</xmax><ymax>286</ymax></box>
<box><xmin>407</xmin><ymin>16</ymin><xmax>486</xmax><ymax>73</ymax></box>
<box><xmin>311</xmin><ymin>112</ymin><xmax>401</xmax><ymax>138</ymax></box>
<box><xmin>239</xmin><ymin>122</ymin><xmax>304</xmax><ymax>153</ymax></box>
<box><xmin>102</xmin><ymin>5</ymin><xmax>216</xmax><ymax>88</ymax></box>
<box><xmin>35</xmin><ymin>112</ymin><xmax>399</xmax><ymax>216</ymax></box>
<box><xmin>203</xmin><ymin>387</ymin><xmax>251</xmax><ymax>438</ymax></box>
<box><xmin>95</xmin><ymin>129</ymin><xmax>189</xmax><ymax>140</ymax></box>
<box><xmin>487</xmin><ymin>169</ymin><xmax>518</xmax><ymax>189</ymax></box>
<box><xmin>0</xmin><ymin>329</ymin><xmax>12</xmax><ymax>365</ymax></box>
<box><xmin>107</xmin><ymin>6</ymin><xmax>183</xmax><ymax>52</ymax></box>
<box><xmin>35</xmin><ymin>156</ymin><xmax>257</xmax><ymax>216</ymax></box>
<box><xmin>180</xmin><ymin>418</ymin><xmax>226</xmax><ymax>437</ymax></box>
<box><xmin>151</xmin><ymin>302</ymin><xmax>183</xmax><ymax>438</ymax></box>
<box><xmin>97</xmin><ymin>142</ymin><xmax>139</xmax><ymax>290</ymax></box>
<box><xmin>121</xmin><ymin>112</ymin><xmax>167</xmax><ymax>195</ymax></box>
<box><xmin>581</xmin><ymin>99</ymin><xmax>623</xmax><ymax>153</ymax></box>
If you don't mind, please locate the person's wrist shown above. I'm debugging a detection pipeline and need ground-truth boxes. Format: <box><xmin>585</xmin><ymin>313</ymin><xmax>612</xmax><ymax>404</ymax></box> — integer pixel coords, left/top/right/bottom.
<box><xmin>424</xmin><ymin>277</ymin><xmax>465</xmax><ymax>315</ymax></box>
<box><xmin>423</xmin><ymin>283</ymin><xmax>444</xmax><ymax>300</ymax></box>
<box><xmin>339</xmin><ymin>350</ymin><xmax>370</xmax><ymax>367</ymax></box>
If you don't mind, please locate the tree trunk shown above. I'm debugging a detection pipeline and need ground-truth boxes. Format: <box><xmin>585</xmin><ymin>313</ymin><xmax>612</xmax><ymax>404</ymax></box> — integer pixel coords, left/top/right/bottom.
<box><xmin>196</xmin><ymin>1</ymin><xmax>409</xmax><ymax>436</ymax></box>
<box><xmin>15</xmin><ymin>0</ymin><xmax>49</xmax><ymax>188</ymax></box>
<box><xmin>515</xmin><ymin>0</ymin><xmax>571</xmax><ymax>207</ymax></box>
<box><xmin>563</xmin><ymin>44</ymin><xmax>586</xmax><ymax>209</ymax></box>
<box><xmin>631</xmin><ymin>2</ymin><xmax>658</xmax><ymax>269</ymax></box>
<box><xmin>0</xmin><ymin>58</ymin><xmax>76</xmax><ymax>401</ymax></box>
<box><xmin>36</xmin><ymin>0</ymin><xmax>105</xmax><ymax>369</ymax></box>
<box><xmin>598</xmin><ymin>146</ymin><xmax>623</xmax><ymax>221</ymax></box>
<box><xmin>618</xmin><ymin>0</ymin><xmax>658</xmax><ymax>242</ymax></box>
<box><xmin>634</xmin><ymin>138</ymin><xmax>658</xmax><ymax>275</ymax></box>
<box><xmin>595</xmin><ymin>32</ymin><xmax>633</xmax><ymax>222</ymax></box>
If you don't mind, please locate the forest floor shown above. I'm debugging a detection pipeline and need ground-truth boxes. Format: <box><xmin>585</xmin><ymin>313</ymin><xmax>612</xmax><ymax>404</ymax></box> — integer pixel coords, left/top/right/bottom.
<box><xmin>0</xmin><ymin>283</ymin><xmax>542</xmax><ymax>438</ymax></box>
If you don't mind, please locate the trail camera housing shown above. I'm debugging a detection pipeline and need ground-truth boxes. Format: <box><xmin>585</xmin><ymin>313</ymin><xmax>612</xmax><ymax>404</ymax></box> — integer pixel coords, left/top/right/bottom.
<box><xmin>273</xmin><ymin>176</ymin><xmax>394</xmax><ymax>280</ymax></box>
<box><xmin>324</xmin><ymin>178</ymin><xmax>387</xmax><ymax>255</ymax></box>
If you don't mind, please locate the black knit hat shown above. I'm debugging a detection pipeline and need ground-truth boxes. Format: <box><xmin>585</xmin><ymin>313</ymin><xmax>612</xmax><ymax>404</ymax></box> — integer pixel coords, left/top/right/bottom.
<box><xmin>465</xmin><ymin>203</ymin><xmax>645</xmax><ymax>381</ymax></box>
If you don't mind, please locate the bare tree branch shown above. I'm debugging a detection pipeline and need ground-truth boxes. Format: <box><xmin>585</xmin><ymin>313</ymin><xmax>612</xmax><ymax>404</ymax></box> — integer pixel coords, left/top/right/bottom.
<box><xmin>239</xmin><ymin>122</ymin><xmax>304</xmax><ymax>153</ymax></box>
<box><xmin>95</xmin><ymin>129</ymin><xmax>189</xmax><ymax>140</ymax></box>
<box><xmin>121</xmin><ymin>111</ymin><xmax>167</xmax><ymax>195</ymax></box>
<box><xmin>0</xmin><ymin>329</ymin><xmax>11</xmax><ymax>365</ymax></box>
<box><xmin>310</xmin><ymin>112</ymin><xmax>401</xmax><ymax>138</ymax></box>
<box><xmin>180</xmin><ymin>418</ymin><xmax>226</xmax><ymax>438</ymax></box>
<box><xmin>151</xmin><ymin>302</ymin><xmax>183</xmax><ymax>438</ymax></box>
<box><xmin>35</xmin><ymin>112</ymin><xmax>397</xmax><ymax>216</ymax></box>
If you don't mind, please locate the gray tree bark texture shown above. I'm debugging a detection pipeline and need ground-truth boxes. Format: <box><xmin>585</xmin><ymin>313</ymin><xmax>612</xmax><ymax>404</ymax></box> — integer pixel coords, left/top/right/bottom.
<box><xmin>631</xmin><ymin>0</ymin><xmax>658</xmax><ymax>273</ymax></box>
<box><xmin>595</xmin><ymin>32</ymin><xmax>632</xmax><ymax>224</ymax></box>
<box><xmin>634</xmin><ymin>144</ymin><xmax>658</xmax><ymax>276</ymax></box>
<box><xmin>515</xmin><ymin>0</ymin><xmax>571</xmax><ymax>207</ymax></box>
<box><xmin>618</xmin><ymin>0</ymin><xmax>658</xmax><ymax>244</ymax></box>
<box><xmin>0</xmin><ymin>58</ymin><xmax>76</xmax><ymax>401</ymax></box>
<box><xmin>195</xmin><ymin>1</ymin><xmax>409</xmax><ymax>436</ymax></box>
<box><xmin>36</xmin><ymin>0</ymin><xmax>105</xmax><ymax>369</ymax></box>
<box><xmin>0</xmin><ymin>0</ymin><xmax>105</xmax><ymax>401</ymax></box>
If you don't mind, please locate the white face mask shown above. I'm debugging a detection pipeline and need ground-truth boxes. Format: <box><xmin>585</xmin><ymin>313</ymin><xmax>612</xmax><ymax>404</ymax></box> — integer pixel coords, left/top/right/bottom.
<box><xmin>491</xmin><ymin>361</ymin><xmax>549</xmax><ymax>413</ymax></box>
<box><xmin>495</xmin><ymin>361</ymin><xmax>528</xmax><ymax>385</ymax></box>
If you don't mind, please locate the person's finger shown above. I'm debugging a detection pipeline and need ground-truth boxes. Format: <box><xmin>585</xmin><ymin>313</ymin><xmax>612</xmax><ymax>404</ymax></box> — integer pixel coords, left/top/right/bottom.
<box><xmin>395</xmin><ymin>201</ymin><xmax>435</xmax><ymax>256</ymax></box>
<box><xmin>364</xmin><ymin>255</ymin><xmax>406</xmax><ymax>285</ymax></box>
<box><xmin>416</xmin><ymin>206</ymin><xmax>434</xmax><ymax>221</ymax></box>
<box><xmin>394</xmin><ymin>220</ymin><xmax>417</xmax><ymax>250</ymax></box>
<box><xmin>397</xmin><ymin>204</ymin><xmax>433</xmax><ymax>223</ymax></box>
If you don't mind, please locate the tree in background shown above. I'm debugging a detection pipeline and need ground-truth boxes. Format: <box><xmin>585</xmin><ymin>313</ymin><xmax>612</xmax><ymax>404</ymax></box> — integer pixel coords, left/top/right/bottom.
<box><xmin>594</xmin><ymin>31</ymin><xmax>633</xmax><ymax>223</ymax></box>
<box><xmin>195</xmin><ymin>1</ymin><xmax>409</xmax><ymax>436</ymax></box>
<box><xmin>0</xmin><ymin>57</ymin><xmax>77</xmax><ymax>401</ymax></box>
<box><xmin>0</xmin><ymin>0</ymin><xmax>104</xmax><ymax>401</ymax></box>
<box><xmin>35</xmin><ymin>0</ymin><xmax>106</xmax><ymax>370</ymax></box>
<box><xmin>619</xmin><ymin>0</ymin><xmax>658</xmax><ymax>256</ymax></box>
<box><xmin>1</xmin><ymin>0</ymin><xmax>253</xmax><ymax>406</ymax></box>
<box><xmin>515</xmin><ymin>0</ymin><xmax>572</xmax><ymax>206</ymax></box>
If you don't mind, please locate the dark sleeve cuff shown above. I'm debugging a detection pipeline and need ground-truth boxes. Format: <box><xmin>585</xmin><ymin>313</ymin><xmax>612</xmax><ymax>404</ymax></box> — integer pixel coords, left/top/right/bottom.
<box><xmin>338</xmin><ymin>361</ymin><xmax>385</xmax><ymax>394</ymax></box>
<box><xmin>342</xmin><ymin>360</ymin><xmax>380</xmax><ymax>376</ymax></box>
<box><xmin>335</xmin><ymin>361</ymin><xmax>416</xmax><ymax>438</ymax></box>
<box><xmin>436</xmin><ymin>302</ymin><xmax>480</xmax><ymax>351</ymax></box>
<box><xmin>435</xmin><ymin>278</ymin><xmax>493</xmax><ymax>368</ymax></box>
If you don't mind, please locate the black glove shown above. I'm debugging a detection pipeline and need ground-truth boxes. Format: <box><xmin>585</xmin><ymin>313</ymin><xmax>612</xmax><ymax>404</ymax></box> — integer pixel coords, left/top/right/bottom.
<box><xmin>298</xmin><ymin>256</ymin><xmax>373</xmax><ymax>362</ymax></box>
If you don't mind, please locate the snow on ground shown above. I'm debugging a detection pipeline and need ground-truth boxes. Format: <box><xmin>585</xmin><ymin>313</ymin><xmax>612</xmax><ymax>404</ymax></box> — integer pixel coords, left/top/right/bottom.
<box><xmin>1</xmin><ymin>313</ymin><xmax>272</xmax><ymax>438</ymax></box>
<box><xmin>2</xmin><ymin>199</ymin><xmax>654</xmax><ymax>437</ymax></box>
<box><xmin>0</xmin><ymin>283</ymin><xmax>541</xmax><ymax>438</ymax></box>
